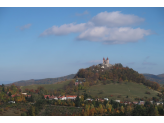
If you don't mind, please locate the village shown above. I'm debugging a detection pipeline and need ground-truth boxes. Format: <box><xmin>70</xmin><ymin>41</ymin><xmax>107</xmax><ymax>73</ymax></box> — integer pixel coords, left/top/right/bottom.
<box><xmin>8</xmin><ymin>92</ymin><xmax>164</xmax><ymax>106</ymax></box>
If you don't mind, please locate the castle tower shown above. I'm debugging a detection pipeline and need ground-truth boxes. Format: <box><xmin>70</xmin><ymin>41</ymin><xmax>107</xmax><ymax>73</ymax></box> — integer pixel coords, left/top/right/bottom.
<box><xmin>106</xmin><ymin>57</ymin><xmax>109</xmax><ymax>64</ymax></box>
<box><xmin>103</xmin><ymin>57</ymin><xmax>105</xmax><ymax>64</ymax></box>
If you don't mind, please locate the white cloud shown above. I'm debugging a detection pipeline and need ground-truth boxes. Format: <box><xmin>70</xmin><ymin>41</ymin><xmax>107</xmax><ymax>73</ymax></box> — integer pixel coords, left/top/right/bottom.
<box><xmin>40</xmin><ymin>23</ymin><xmax>86</xmax><ymax>36</ymax></box>
<box><xmin>40</xmin><ymin>11</ymin><xmax>152</xmax><ymax>44</ymax></box>
<box><xmin>90</xmin><ymin>11</ymin><xmax>145</xmax><ymax>27</ymax></box>
<box><xmin>20</xmin><ymin>24</ymin><xmax>32</xmax><ymax>30</ymax></box>
<box><xmin>77</xmin><ymin>27</ymin><xmax>152</xmax><ymax>44</ymax></box>
<box><xmin>75</xmin><ymin>10</ymin><xmax>89</xmax><ymax>16</ymax></box>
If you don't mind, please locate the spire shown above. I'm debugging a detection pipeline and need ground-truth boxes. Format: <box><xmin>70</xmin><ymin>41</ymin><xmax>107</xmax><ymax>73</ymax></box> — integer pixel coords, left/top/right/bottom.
<box><xmin>103</xmin><ymin>57</ymin><xmax>105</xmax><ymax>60</ymax></box>
<box><xmin>107</xmin><ymin>57</ymin><xmax>108</xmax><ymax>60</ymax></box>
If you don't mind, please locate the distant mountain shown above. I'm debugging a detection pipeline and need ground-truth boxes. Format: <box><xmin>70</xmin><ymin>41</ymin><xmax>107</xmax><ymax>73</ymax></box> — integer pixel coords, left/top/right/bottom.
<box><xmin>7</xmin><ymin>74</ymin><xmax>76</xmax><ymax>86</ymax></box>
<box><xmin>143</xmin><ymin>73</ymin><xmax>164</xmax><ymax>84</ymax></box>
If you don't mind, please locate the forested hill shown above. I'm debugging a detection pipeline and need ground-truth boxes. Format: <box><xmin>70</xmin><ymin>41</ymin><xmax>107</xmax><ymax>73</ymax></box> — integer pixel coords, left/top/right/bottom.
<box><xmin>143</xmin><ymin>74</ymin><xmax>164</xmax><ymax>84</ymax></box>
<box><xmin>7</xmin><ymin>74</ymin><xmax>76</xmax><ymax>86</ymax></box>
<box><xmin>75</xmin><ymin>63</ymin><xmax>160</xmax><ymax>91</ymax></box>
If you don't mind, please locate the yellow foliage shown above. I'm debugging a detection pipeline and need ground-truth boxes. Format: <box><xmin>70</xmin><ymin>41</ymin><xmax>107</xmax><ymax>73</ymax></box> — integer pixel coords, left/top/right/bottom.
<box><xmin>104</xmin><ymin>109</ymin><xmax>107</xmax><ymax>113</ymax></box>
<box><xmin>116</xmin><ymin>110</ymin><xmax>120</xmax><ymax>113</ymax></box>
<box><xmin>108</xmin><ymin>108</ymin><xmax>111</xmax><ymax>112</ymax></box>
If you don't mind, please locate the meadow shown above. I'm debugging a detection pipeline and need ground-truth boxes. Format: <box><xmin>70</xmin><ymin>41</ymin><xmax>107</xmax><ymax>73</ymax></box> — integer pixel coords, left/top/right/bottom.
<box><xmin>82</xmin><ymin>82</ymin><xmax>159</xmax><ymax>101</ymax></box>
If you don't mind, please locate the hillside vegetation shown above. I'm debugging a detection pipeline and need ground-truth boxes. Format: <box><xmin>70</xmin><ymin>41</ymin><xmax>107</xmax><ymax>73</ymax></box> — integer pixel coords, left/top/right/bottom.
<box><xmin>143</xmin><ymin>74</ymin><xmax>164</xmax><ymax>84</ymax></box>
<box><xmin>75</xmin><ymin>63</ymin><xmax>160</xmax><ymax>91</ymax></box>
<box><xmin>21</xmin><ymin>79</ymin><xmax>74</xmax><ymax>92</ymax></box>
<box><xmin>8</xmin><ymin>74</ymin><xmax>75</xmax><ymax>86</ymax></box>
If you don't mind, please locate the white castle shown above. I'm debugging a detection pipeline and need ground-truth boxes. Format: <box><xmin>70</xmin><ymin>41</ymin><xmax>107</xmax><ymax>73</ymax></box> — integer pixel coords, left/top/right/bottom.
<box><xmin>97</xmin><ymin>57</ymin><xmax>113</xmax><ymax>68</ymax></box>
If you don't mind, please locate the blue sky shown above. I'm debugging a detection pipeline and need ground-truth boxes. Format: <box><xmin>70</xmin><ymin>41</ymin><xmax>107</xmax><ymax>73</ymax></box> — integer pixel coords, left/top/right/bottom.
<box><xmin>0</xmin><ymin>7</ymin><xmax>164</xmax><ymax>84</ymax></box>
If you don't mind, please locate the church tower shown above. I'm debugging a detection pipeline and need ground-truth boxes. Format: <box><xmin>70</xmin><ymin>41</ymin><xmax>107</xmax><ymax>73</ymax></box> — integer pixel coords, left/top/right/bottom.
<box><xmin>103</xmin><ymin>57</ymin><xmax>105</xmax><ymax>64</ymax></box>
<box><xmin>106</xmin><ymin>57</ymin><xmax>109</xmax><ymax>64</ymax></box>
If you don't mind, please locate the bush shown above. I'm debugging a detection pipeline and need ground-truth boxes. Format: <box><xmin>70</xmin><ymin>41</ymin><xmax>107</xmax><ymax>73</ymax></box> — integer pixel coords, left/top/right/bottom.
<box><xmin>21</xmin><ymin>112</ymin><xmax>27</xmax><ymax>116</ymax></box>
<box><xmin>145</xmin><ymin>91</ymin><xmax>150</xmax><ymax>94</ymax></box>
<box><xmin>99</xmin><ymin>90</ymin><xmax>104</xmax><ymax>94</ymax></box>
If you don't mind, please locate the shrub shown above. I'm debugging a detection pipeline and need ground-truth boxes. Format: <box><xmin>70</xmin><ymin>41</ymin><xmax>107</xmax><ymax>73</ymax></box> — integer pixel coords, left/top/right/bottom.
<box><xmin>99</xmin><ymin>90</ymin><xmax>104</xmax><ymax>94</ymax></box>
<box><xmin>145</xmin><ymin>91</ymin><xmax>151</xmax><ymax>94</ymax></box>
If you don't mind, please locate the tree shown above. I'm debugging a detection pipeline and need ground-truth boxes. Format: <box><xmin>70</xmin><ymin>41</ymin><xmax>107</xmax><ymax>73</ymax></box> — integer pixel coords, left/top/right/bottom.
<box><xmin>75</xmin><ymin>94</ymin><xmax>80</xmax><ymax>107</ymax></box>
<box><xmin>8</xmin><ymin>92</ymin><xmax>12</xmax><ymax>97</ymax></box>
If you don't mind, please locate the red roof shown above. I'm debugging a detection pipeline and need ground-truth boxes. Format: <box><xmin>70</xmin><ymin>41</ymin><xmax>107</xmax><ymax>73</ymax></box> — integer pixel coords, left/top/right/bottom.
<box><xmin>44</xmin><ymin>95</ymin><xmax>50</xmax><ymax>98</ymax></box>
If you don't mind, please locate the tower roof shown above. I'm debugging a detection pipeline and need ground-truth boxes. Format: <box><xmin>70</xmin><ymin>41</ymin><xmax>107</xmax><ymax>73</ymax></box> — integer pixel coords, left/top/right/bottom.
<box><xmin>107</xmin><ymin>57</ymin><xmax>109</xmax><ymax>60</ymax></box>
<box><xmin>103</xmin><ymin>57</ymin><xmax>105</xmax><ymax>60</ymax></box>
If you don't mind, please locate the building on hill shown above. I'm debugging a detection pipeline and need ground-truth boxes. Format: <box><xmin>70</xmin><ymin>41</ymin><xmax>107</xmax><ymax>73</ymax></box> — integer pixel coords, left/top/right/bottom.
<box><xmin>75</xmin><ymin>78</ymin><xmax>85</xmax><ymax>86</ymax></box>
<box><xmin>97</xmin><ymin>57</ymin><xmax>113</xmax><ymax>69</ymax></box>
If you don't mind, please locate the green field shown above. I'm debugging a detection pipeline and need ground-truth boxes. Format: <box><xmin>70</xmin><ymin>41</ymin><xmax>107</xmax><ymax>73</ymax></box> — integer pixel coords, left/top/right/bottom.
<box><xmin>21</xmin><ymin>79</ymin><xmax>73</xmax><ymax>91</ymax></box>
<box><xmin>82</xmin><ymin>82</ymin><xmax>159</xmax><ymax>101</ymax></box>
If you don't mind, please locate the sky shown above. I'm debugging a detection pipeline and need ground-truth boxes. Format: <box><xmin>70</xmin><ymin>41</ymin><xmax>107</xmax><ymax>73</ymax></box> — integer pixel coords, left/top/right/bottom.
<box><xmin>0</xmin><ymin>7</ymin><xmax>164</xmax><ymax>84</ymax></box>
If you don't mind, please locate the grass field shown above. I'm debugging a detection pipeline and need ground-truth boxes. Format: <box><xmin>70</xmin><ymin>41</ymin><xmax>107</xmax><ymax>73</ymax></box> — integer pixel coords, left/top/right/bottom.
<box><xmin>21</xmin><ymin>79</ymin><xmax>73</xmax><ymax>91</ymax></box>
<box><xmin>81</xmin><ymin>82</ymin><xmax>159</xmax><ymax>101</ymax></box>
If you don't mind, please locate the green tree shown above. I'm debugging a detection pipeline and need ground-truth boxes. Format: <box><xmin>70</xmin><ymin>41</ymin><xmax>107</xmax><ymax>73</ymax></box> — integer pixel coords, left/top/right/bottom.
<box><xmin>75</xmin><ymin>94</ymin><xmax>80</xmax><ymax>107</ymax></box>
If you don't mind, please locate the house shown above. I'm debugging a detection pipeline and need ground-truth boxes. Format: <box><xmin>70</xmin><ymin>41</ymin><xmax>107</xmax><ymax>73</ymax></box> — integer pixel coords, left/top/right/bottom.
<box><xmin>104</xmin><ymin>98</ymin><xmax>109</xmax><ymax>101</ymax></box>
<box><xmin>99</xmin><ymin>99</ymin><xmax>104</xmax><ymax>102</ymax></box>
<box><xmin>66</xmin><ymin>95</ymin><xmax>77</xmax><ymax>100</ymax></box>
<box><xmin>44</xmin><ymin>95</ymin><xmax>51</xmax><ymax>99</ymax></box>
<box><xmin>133</xmin><ymin>101</ymin><xmax>138</xmax><ymax>105</ymax></box>
<box><xmin>124</xmin><ymin>101</ymin><xmax>131</xmax><ymax>105</ymax></box>
<box><xmin>139</xmin><ymin>101</ymin><xmax>145</xmax><ymax>105</ymax></box>
<box><xmin>156</xmin><ymin>102</ymin><xmax>163</xmax><ymax>106</ymax></box>
<box><xmin>8</xmin><ymin>101</ymin><xmax>15</xmax><ymax>104</ymax></box>
<box><xmin>150</xmin><ymin>101</ymin><xmax>153</xmax><ymax>104</ymax></box>
<box><xmin>85</xmin><ymin>98</ymin><xmax>93</xmax><ymax>101</ymax></box>
<box><xmin>49</xmin><ymin>96</ymin><xmax>58</xmax><ymax>100</ymax></box>
<box><xmin>58</xmin><ymin>96</ymin><xmax>66</xmax><ymax>100</ymax></box>
<box><xmin>21</xmin><ymin>93</ymin><xmax>27</xmax><ymax>95</ymax></box>
<box><xmin>115</xmin><ymin>100</ymin><xmax>120</xmax><ymax>103</ymax></box>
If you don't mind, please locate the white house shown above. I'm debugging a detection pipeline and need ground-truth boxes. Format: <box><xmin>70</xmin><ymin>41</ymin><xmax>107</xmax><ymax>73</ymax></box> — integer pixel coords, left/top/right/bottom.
<box><xmin>58</xmin><ymin>96</ymin><xmax>66</xmax><ymax>100</ymax></box>
<box><xmin>139</xmin><ymin>101</ymin><xmax>145</xmax><ymax>105</ymax></box>
<box><xmin>104</xmin><ymin>98</ymin><xmax>109</xmax><ymax>101</ymax></box>
<box><xmin>115</xmin><ymin>100</ymin><xmax>120</xmax><ymax>103</ymax></box>
<box><xmin>86</xmin><ymin>98</ymin><xmax>93</xmax><ymax>101</ymax></box>
<box><xmin>66</xmin><ymin>95</ymin><xmax>77</xmax><ymax>100</ymax></box>
<box><xmin>8</xmin><ymin>101</ymin><xmax>15</xmax><ymax>104</ymax></box>
<box><xmin>156</xmin><ymin>102</ymin><xmax>163</xmax><ymax>106</ymax></box>
<box><xmin>150</xmin><ymin>101</ymin><xmax>153</xmax><ymax>104</ymax></box>
<box><xmin>21</xmin><ymin>93</ymin><xmax>27</xmax><ymax>95</ymax></box>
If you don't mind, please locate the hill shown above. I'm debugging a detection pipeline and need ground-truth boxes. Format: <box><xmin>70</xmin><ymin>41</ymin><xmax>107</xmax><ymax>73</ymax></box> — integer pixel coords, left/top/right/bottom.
<box><xmin>143</xmin><ymin>73</ymin><xmax>164</xmax><ymax>84</ymax></box>
<box><xmin>8</xmin><ymin>74</ymin><xmax>75</xmax><ymax>86</ymax></box>
<box><xmin>81</xmin><ymin>82</ymin><xmax>159</xmax><ymax>101</ymax></box>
